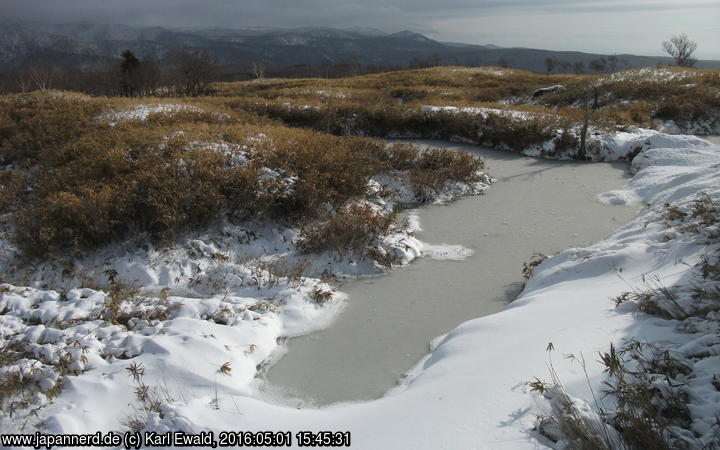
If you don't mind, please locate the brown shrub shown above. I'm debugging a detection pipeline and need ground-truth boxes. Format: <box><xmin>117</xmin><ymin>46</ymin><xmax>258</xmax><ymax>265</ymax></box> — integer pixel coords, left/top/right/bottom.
<box><xmin>0</xmin><ymin>94</ymin><xmax>103</xmax><ymax>166</ymax></box>
<box><xmin>350</xmin><ymin>141</ymin><xmax>419</xmax><ymax>172</ymax></box>
<box><xmin>655</xmin><ymin>86</ymin><xmax>717</xmax><ymax>122</ymax></box>
<box><xmin>0</xmin><ymin>169</ymin><xmax>25</xmax><ymax>214</ymax></box>
<box><xmin>12</xmin><ymin>128</ymin><xmax>234</xmax><ymax>256</ymax></box>
<box><xmin>477</xmin><ymin>113</ymin><xmax>560</xmax><ymax>151</ymax></box>
<box><xmin>297</xmin><ymin>203</ymin><xmax>399</xmax><ymax>258</ymax></box>
<box><xmin>4</xmin><ymin>94</ymin><xmax>482</xmax><ymax>257</ymax></box>
<box><xmin>408</xmin><ymin>148</ymin><xmax>484</xmax><ymax>201</ymax></box>
<box><xmin>247</xmin><ymin>130</ymin><xmax>385</xmax><ymax>218</ymax></box>
<box><xmin>15</xmin><ymin>186</ymin><xmax>124</xmax><ymax>255</ymax></box>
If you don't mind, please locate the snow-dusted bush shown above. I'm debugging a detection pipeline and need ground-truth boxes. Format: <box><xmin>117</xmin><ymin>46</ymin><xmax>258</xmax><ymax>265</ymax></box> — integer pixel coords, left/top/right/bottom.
<box><xmin>297</xmin><ymin>203</ymin><xmax>402</xmax><ymax>263</ymax></box>
<box><xmin>0</xmin><ymin>93</ymin><xmax>489</xmax><ymax>258</ymax></box>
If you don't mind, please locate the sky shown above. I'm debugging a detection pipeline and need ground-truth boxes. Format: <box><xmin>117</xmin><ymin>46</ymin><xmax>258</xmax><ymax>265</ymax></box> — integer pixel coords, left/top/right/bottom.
<box><xmin>2</xmin><ymin>0</ymin><xmax>718</xmax><ymax>59</ymax></box>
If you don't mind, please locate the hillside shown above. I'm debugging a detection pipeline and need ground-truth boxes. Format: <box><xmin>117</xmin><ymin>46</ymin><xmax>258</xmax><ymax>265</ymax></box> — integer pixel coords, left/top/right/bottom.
<box><xmin>2</xmin><ymin>19</ymin><xmax>720</xmax><ymax>72</ymax></box>
<box><xmin>213</xmin><ymin>66</ymin><xmax>720</xmax><ymax>156</ymax></box>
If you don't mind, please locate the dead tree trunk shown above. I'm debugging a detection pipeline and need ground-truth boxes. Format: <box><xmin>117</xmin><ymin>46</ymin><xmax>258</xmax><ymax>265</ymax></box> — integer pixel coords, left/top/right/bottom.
<box><xmin>578</xmin><ymin>90</ymin><xmax>590</xmax><ymax>160</ymax></box>
<box><xmin>324</xmin><ymin>90</ymin><xmax>334</xmax><ymax>134</ymax></box>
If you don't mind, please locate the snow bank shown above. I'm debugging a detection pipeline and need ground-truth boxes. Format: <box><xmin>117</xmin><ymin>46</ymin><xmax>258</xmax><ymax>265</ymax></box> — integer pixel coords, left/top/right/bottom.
<box><xmin>584</xmin><ymin>128</ymin><xmax>715</xmax><ymax>162</ymax></box>
<box><xmin>520</xmin><ymin>126</ymin><xmax>715</xmax><ymax>162</ymax></box>
<box><xmin>370</xmin><ymin>169</ymin><xmax>490</xmax><ymax>205</ymax></box>
<box><xmin>654</xmin><ymin>117</ymin><xmax>720</xmax><ymax>136</ymax></box>
<box><xmin>420</xmin><ymin>102</ymin><xmax>717</xmax><ymax>160</ymax></box>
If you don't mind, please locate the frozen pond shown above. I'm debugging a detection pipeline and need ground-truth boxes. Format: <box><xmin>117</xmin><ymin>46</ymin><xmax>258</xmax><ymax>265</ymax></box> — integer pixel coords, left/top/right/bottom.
<box><xmin>263</xmin><ymin>140</ymin><xmax>639</xmax><ymax>406</ymax></box>
<box><xmin>701</xmin><ymin>135</ymin><xmax>720</xmax><ymax>145</ymax></box>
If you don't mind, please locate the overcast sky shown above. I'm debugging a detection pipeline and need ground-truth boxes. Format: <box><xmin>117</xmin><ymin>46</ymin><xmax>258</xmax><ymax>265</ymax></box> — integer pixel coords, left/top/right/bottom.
<box><xmin>2</xmin><ymin>0</ymin><xmax>718</xmax><ymax>58</ymax></box>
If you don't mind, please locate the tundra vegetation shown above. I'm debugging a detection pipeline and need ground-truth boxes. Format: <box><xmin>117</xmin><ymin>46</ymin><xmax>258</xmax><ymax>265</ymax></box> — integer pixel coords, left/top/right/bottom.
<box><xmin>210</xmin><ymin>66</ymin><xmax>720</xmax><ymax>155</ymax></box>
<box><xmin>0</xmin><ymin>88</ymin><xmax>488</xmax><ymax>427</ymax></box>
<box><xmin>0</xmin><ymin>91</ymin><xmax>484</xmax><ymax>258</ymax></box>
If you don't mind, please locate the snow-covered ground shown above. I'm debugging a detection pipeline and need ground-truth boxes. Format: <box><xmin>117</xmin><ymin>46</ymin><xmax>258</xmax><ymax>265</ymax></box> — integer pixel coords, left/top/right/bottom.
<box><xmin>1</xmin><ymin>128</ymin><xmax>718</xmax><ymax>448</ymax></box>
<box><xmin>449</xmin><ymin>67</ymin><xmax>514</xmax><ymax>77</ymax></box>
<box><xmin>0</xmin><ymin>165</ymin><xmax>490</xmax><ymax>436</ymax></box>
<box><xmin>142</xmin><ymin>135</ymin><xmax>716</xmax><ymax>449</ymax></box>
<box><xmin>421</xmin><ymin>104</ymin><xmax>535</xmax><ymax>121</ymax></box>
<box><xmin>97</xmin><ymin>103</ymin><xmax>231</xmax><ymax>127</ymax></box>
<box><xmin>98</xmin><ymin>104</ymin><xmax>200</xmax><ymax>126</ymax></box>
<box><xmin>595</xmin><ymin>67</ymin><xmax>704</xmax><ymax>85</ymax></box>
<box><xmin>568</xmin><ymin>128</ymin><xmax>715</xmax><ymax>162</ymax></box>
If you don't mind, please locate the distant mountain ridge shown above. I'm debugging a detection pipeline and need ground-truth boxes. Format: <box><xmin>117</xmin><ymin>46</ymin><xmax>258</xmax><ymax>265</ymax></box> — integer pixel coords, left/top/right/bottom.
<box><xmin>1</xmin><ymin>18</ymin><xmax>718</xmax><ymax>72</ymax></box>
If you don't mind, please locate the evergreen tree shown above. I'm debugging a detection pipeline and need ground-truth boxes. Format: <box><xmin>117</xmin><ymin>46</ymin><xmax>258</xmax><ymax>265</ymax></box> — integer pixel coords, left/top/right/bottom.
<box><xmin>120</xmin><ymin>50</ymin><xmax>140</xmax><ymax>96</ymax></box>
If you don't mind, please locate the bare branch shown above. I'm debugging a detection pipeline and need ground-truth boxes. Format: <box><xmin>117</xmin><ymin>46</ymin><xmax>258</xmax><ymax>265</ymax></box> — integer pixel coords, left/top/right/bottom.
<box><xmin>662</xmin><ymin>34</ymin><xmax>698</xmax><ymax>67</ymax></box>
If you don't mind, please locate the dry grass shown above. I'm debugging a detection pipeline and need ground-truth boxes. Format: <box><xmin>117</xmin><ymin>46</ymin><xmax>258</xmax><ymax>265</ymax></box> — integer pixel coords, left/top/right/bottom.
<box><xmin>522</xmin><ymin>253</ymin><xmax>548</xmax><ymax>281</ymax></box>
<box><xmin>122</xmin><ymin>361</ymin><xmax>173</xmax><ymax>431</ymax></box>
<box><xmin>538</xmin><ymin>68</ymin><xmax>720</xmax><ymax>126</ymax></box>
<box><xmin>212</xmin><ymin>66</ymin><xmax>719</xmax><ymax>136</ymax></box>
<box><xmin>0</xmin><ymin>343</ymin><xmax>41</xmax><ymax>423</ymax></box>
<box><xmin>0</xmin><ymin>307</ymin><xmax>92</xmax><ymax>429</ymax></box>
<box><xmin>532</xmin><ymin>342</ymin><xmax>693</xmax><ymax>450</ymax></box>
<box><xmin>296</xmin><ymin>203</ymin><xmax>401</xmax><ymax>260</ymax></box>
<box><xmin>0</xmin><ymin>91</ymin><xmax>484</xmax><ymax>258</ymax></box>
<box><xmin>214</xmin><ymin>66</ymin><xmax>575</xmax><ymax>106</ymax></box>
<box><xmin>533</xmin><ymin>195</ymin><xmax>720</xmax><ymax>449</ymax></box>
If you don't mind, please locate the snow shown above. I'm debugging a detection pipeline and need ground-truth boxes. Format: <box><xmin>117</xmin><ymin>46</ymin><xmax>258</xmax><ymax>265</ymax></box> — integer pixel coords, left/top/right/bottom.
<box><xmin>1</xmin><ymin>128</ymin><xmax>718</xmax><ymax>448</ymax></box>
<box><xmin>421</xmin><ymin>104</ymin><xmax>535</xmax><ymax>121</ymax></box>
<box><xmin>97</xmin><ymin>103</ymin><xmax>230</xmax><ymax>127</ymax></box>
<box><xmin>514</xmin><ymin>126</ymin><xmax>714</xmax><ymax>162</ymax></box>
<box><xmin>449</xmin><ymin>67</ymin><xmax>513</xmax><ymax>76</ymax></box>
<box><xmin>0</xmin><ymin>162</ymin><xmax>489</xmax><ymax>436</ymax></box>
<box><xmin>654</xmin><ymin>117</ymin><xmax>720</xmax><ymax>136</ymax></box>
<box><xmin>0</xmin><ymin>90</ymin><xmax>90</xmax><ymax>104</ymax></box>
<box><xmin>584</xmin><ymin>128</ymin><xmax>715</xmax><ymax>162</ymax></box>
<box><xmin>146</xmin><ymin>135</ymin><xmax>716</xmax><ymax>448</ymax></box>
<box><xmin>596</xmin><ymin>67</ymin><xmax>703</xmax><ymax>85</ymax></box>
<box><xmin>421</xmin><ymin>102</ymin><xmax>718</xmax><ymax>159</ymax></box>
<box><xmin>279</xmin><ymin>102</ymin><xmax>319</xmax><ymax>112</ymax></box>
<box><xmin>370</xmin><ymin>169</ymin><xmax>490</xmax><ymax>205</ymax></box>
<box><xmin>316</xmin><ymin>90</ymin><xmax>347</xmax><ymax>99</ymax></box>
<box><xmin>532</xmin><ymin>85</ymin><xmax>564</xmax><ymax>97</ymax></box>
<box><xmin>99</xmin><ymin>104</ymin><xmax>198</xmax><ymax>126</ymax></box>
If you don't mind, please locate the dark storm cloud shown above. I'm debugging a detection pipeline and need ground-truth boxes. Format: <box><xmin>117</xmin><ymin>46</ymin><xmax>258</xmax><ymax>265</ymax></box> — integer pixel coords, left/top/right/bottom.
<box><xmin>0</xmin><ymin>0</ymin><xmax>715</xmax><ymax>29</ymax></box>
<box><xmin>1</xmin><ymin>0</ymin><xmax>717</xmax><ymax>57</ymax></box>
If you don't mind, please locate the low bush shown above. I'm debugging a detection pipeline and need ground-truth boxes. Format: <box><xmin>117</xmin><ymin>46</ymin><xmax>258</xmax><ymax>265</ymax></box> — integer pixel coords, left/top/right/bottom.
<box><xmin>0</xmin><ymin>93</ymin><xmax>485</xmax><ymax>258</ymax></box>
<box><xmin>296</xmin><ymin>203</ymin><xmax>400</xmax><ymax>259</ymax></box>
<box><xmin>655</xmin><ymin>86</ymin><xmax>718</xmax><ymax>123</ymax></box>
<box><xmin>0</xmin><ymin>94</ymin><xmax>103</xmax><ymax>166</ymax></box>
<box><xmin>409</xmin><ymin>148</ymin><xmax>485</xmax><ymax>200</ymax></box>
<box><xmin>532</xmin><ymin>342</ymin><xmax>693</xmax><ymax>449</ymax></box>
<box><xmin>0</xmin><ymin>169</ymin><xmax>25</xmax><ymax>214</ymax></box>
